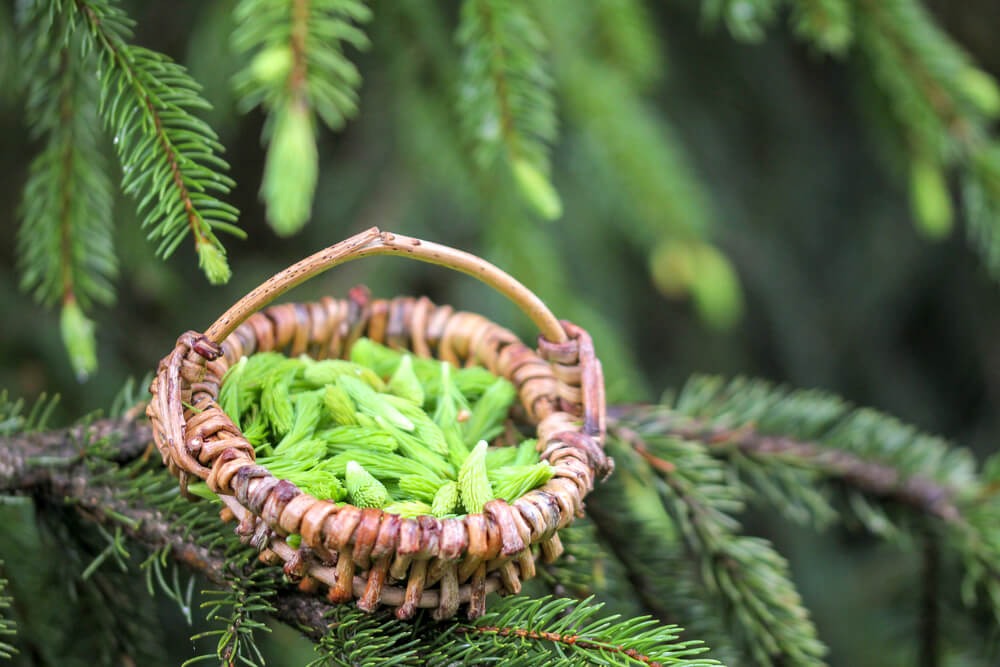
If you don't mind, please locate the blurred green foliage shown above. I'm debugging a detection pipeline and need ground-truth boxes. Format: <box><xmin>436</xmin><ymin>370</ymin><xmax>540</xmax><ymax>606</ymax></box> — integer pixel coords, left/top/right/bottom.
<box><xmin>2</xmin><ymin>0</ymin><xmax>1000</xmax><ymax>664</ymax></box>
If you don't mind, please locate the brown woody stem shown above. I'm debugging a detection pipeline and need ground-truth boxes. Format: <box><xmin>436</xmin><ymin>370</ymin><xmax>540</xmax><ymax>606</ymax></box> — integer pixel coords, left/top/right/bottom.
<box><xmin>607</xmin><ymin>406</ymin><xmax>960</xmax><ymax>521</ymax></box>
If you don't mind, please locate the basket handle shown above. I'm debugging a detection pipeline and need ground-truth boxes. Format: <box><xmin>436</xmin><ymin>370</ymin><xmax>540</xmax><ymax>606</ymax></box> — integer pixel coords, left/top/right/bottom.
<box><xmin>203</xmin><ymin>227</ymin><xmax>569</xmax><ymax>345</ymax></box>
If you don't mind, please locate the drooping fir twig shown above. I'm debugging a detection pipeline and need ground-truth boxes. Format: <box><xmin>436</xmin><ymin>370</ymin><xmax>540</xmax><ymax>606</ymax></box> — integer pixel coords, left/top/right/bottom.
<box><xmin>850</xmin><ymin>0</ymin><xmax>1000</xmax><ymax>266</ymax></box>
<box><xmin>16</xmin><ymin>9</ymin><xmax>115</xmax><ymax>380</ymax></box>
<box><xmin>232</xmin><ymin>0</ymin><xmax>371</xmax><ymax>235</ymax></box>
<box><xmin>534</xmin><ymin>0</ymin><xmax>744</xmax><ymax>331</ymax></box>
<box><xmin>58</xmin><ymin>0</ymin><xmax>244</xmax><ymax>284</ymax></box>
<box><xmin>457</xmin><ymin>0</ymin><xmax>562</xmax><ymax>220</ymax></box>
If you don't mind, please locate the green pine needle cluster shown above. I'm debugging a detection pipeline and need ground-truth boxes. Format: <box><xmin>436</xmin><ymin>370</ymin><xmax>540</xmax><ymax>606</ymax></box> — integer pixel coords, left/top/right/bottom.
<box><xmin>232</xmin><ymin>0</ymin><xmax>371</xmax><ymax>235</ymax></box>
<box><xmin>209</xmin><ymin>338</ymin><xmax>552</xmax><ymax>517</ymax></box>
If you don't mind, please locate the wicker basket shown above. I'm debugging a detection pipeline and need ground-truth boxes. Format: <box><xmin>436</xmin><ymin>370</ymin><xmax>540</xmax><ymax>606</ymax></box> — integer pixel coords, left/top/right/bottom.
<box><xmin>146</xmin><ymin>227</ymin><xmax>612</xmax><ymax>620</ymax></box>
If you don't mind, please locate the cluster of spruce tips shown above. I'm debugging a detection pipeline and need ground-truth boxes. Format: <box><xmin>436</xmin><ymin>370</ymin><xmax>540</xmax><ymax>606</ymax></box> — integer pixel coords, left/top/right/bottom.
<box><xmin>190</xmin><ymin>338</ymin><xmax>554</xmax><ymax>522</ymax></box>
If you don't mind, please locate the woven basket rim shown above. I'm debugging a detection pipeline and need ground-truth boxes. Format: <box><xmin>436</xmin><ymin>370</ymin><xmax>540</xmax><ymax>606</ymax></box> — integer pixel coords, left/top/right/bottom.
<box><xmin>145</xmin><ymin>230</ymin><xmax>612</xmax><ymax>619</ymax></box>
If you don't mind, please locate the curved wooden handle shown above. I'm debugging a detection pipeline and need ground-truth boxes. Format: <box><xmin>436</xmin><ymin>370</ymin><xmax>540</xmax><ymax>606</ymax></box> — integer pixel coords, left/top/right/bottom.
<box><xmin>204</xmin><ymin>227</ymin><xmax>568</xmax><ymax>344</ymax></box>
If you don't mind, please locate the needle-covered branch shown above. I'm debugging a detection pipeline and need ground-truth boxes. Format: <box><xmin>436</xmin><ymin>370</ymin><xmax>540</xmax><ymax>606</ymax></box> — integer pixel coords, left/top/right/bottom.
<box><xmin>59</xmin><ymin>0</ymin><xmax>244</xmax><ymax>284</ymax></box>
<box><xmin>0</xmin><ymin>411</ymin><xmax>717</xmax><ymax>666</ymax></box>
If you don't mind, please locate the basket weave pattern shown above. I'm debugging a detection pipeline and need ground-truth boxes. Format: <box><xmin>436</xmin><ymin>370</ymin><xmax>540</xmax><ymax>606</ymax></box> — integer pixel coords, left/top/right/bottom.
<box><xmin>146</xmin><ymin>230</ymin><xmax>611</xmax><ymax>620</ymax></box>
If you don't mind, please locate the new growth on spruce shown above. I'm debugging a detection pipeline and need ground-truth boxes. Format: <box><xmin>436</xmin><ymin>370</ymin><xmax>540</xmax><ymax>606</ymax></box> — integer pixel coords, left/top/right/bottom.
<box><xmin>232</xmin><ymin>0</ymin><xmax>371</xmax><ymax>235</ymax></box>
<box><xmin>198</xmin><ymin>338</ymin><xmax>554</xmax><ymax>520</ymax></box>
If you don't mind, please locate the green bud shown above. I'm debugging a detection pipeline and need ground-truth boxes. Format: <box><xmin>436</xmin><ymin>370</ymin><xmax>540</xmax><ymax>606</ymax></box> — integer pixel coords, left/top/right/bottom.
<box><xmin>649</xmin><ymin>240</ymin><xmax>696</xmax><ymax>298</ymax></box>
<box><xmin>382</xmin><ymin>500</ymin><xmax>433</xmax><ymax>518</ymax></box>
<box><xmin>241</xmin><ymin>408</ymin><xmax>271</xmax><ymax>447</ymax></box>
<box><xmin>338</xmin><ymin>375</ymin><xmax>415</xmax><ymax>431</ymax></box>
<box><xmin>346</xmin><ymin>460</ymin><xmax>390</xmax><ymax>508</ymax></box>
<box><xmin>910</xmin><ymin>157</ymin><xmax>954</xmax><ymax>240</ymax></box>
<box><xmin>196</xmin><ymin>240</ymin><xmax>231</xmax><ymax>285</ymax></box>
<box><xmin>319</xmin><ymin>424</ymin><xmax>397</xmax><ymax>452</ymax></box>
<box><xmin>349</xmin><ymin>337</ymin><xmax>402</xmax><ymax>377</ymax></box>
<box><xmin>489</xmin><ymin>462</ymin><xmax>553</xmax><ymax>503</ymax></box>
<box><xmin>286</xmin><ymin>533</ymin><xmax>302</xmax><ymax>549</ymax></box>
<box><xmin>458</xmin><ymin>441</ymin><xmax>494</xmax><ymax>514</ymax></box>
<box><xmin>323</xmin><ymin>384</ymin><xmax>359</xmax><ymax>425</ymax></box>
<box><xmin>262</xmin><ymin>104</ymin><xmax>318</xmax><ymax>236</ymax></box>
<box><xmin>958</xmin><ymin>67</ymin><xmax>1000</xmax><ymax>118</ymax></box>
<box><xmin>388</xmin><ymin>355</ymin><xmax>425</xmax><ymax>406</ymax></box>
<box><xmin>262</xmin><ymin>367</ymin><xmax>296</xmax><ymax>440</ymax></box>
<box><xmin>453</xmin><ymin>367</ymin><xmax>501</xmax><ymax>402</ymax></box>
<box><xmin>330</xmin><ymin>451</ymin><xmax>444</xmax><ymax>482</ymax></box>
<box><xmin>304</xmin><ymin>358</ymin><xmax>384</xmax><ymax>391</ymax></box>
<box><xmin>463</xmin><ymin>377</ymin><xmax>517</xmax><ymax>446</ymax></box>
<box><xmin>399</xmin><ymin>475</ymin><xmax>442</xmax><ymax>502</ymax></box>
<box><xmin>60</xmin><ymin>300</ymin><xmax>97</xmax><ymax>382</ymax></box>
<box><xmin>431</xmin><ymin>481</ymin><xmax>460</xmax><ymax>517</ymax></box>
<box><xmin>486</xmin><ymin>445</ymin><xmax>520</xmax><ymax>470</ymax></box>
<box><xmin>513</xmin><ymin>439</ymin><xmax>539</xmax><ymax>466</ymax></box>
<box><xmin>250</xmin><ymin>46</ymin><xmax>294</xmax><ymax>85</ymax></box>
<box><xmin>689</xmin><ymin>244</ymin><xmax>744</xmax><ymax>331</ymax></box>
<box><xmin>300</xmin><ymin>465</ymin><xmax>346</xmax><ymax>501</ymax></box>
<box><xmin>218</xmin><ymin>357</ymin><xmax>248</xmax><ymax>425</ymax></box>
<box><xmin>381</xmin><ymin>394</ymin><xmax>450</xmax><ymax>458</ymax></box>
<box><xmin>274</xmin><ymin>390</ymin><xmax>322</xmax><ymax>454</ymax></box>
<box><xmin>434</xmin><ymin>363</ymin><xmax>472</xmax><ymax>466</ymax></box>
<box><xmin>512</xmin><ymin>158</ymin><xmax>563</xmax><ymax>220</ymax></box>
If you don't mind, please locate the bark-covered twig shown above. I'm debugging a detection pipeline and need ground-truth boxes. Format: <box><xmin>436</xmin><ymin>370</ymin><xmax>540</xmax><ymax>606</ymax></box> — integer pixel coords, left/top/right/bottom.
<box><xmin>0</xmin><ymin>415</ymin><xmax>336</xmax><ymax>640</ymax></box>
<box><xmin>0</xmin><ymin>408</ymin><xmax>967</xmax><ymax>645</ymax></box>
<box><xmin>608</xmin><ymin>406</ymin><xmax>961</xmax><ymax>521</ymax></box>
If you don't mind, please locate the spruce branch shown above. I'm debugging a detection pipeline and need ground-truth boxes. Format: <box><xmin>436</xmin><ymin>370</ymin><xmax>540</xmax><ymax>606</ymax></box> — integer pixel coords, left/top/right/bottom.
<box><xmin>438</xmin><ymin>596</ymin><xmax>716</xmax><ymax>666</ymax></box>
<box><xmin>603</xmin><ymin>428</ymin><xmax>828</xmax><ymax>666</ymax></box>
<box><xmin>609</xmin><ymin>403</ymin><xmax>962</xmax><ymax>522</ymax></box>
<box><xmin>609</xmin><ymin>376</ymin><xmax>1000</xmax><ymax>654</ymax></box>
<box><xmin>535</xmin><ymin>1</ymin><xmax>743</xmax><ymax>330</ymax></box>
<box><xmin>852</xmin><ymin>0</ymin><xmax>1000</xmax><ymax>267</ymax></box>
<box><xmin>61</xmin><ymin>0</ymin><xmax>244</xmax><ymax>284</ymax></box>
<box><xmin>638</xmin><ymin>375</ymin><xmax>975</xmax><ymax>523</ymax></box>
<box><xmin>0</xmin><ymin>414</ymin><xmax>717</xmax><ymax>665</ymax></box>
<box><xmin>457</xmin><ymin>0</ymin><xmax>561</xmax><ymax>219</ymax></box>
<box><xmin>17</xmin><ymin>8</ymin><xmax>115</xmax><ymax>380</ymax></box>
<box><xmin>232</xmin><ymin>0</ymin><xmax>371</xmax><ymax>235</ymax></box>
<box><xmin>4</xmin><ymin>385</ymin><xmax>996</xmax><ymax>664</ymax></box>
